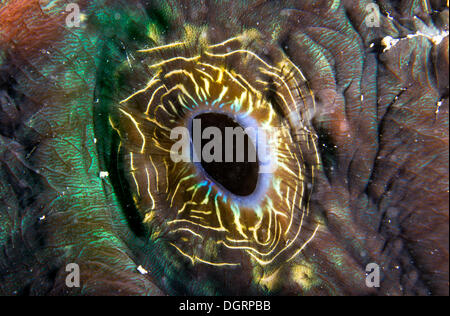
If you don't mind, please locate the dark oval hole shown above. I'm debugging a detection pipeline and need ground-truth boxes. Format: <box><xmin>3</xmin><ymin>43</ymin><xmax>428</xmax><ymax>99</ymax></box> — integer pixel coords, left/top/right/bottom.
<box><xmin>191</xmin><ymin>113</ymin><xmax>259</xmax><ymax>196</ymax></box>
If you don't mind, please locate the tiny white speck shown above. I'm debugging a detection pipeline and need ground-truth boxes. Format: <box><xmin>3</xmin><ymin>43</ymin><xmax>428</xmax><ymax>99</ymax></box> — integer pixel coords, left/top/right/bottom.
<box><xmin>381</xmin><ymin>36</ymin><xmax>399</xmax><ymax>52</ymax></box>
<box><xmin>436</xmin><ymin>100</ymin><xmax>443</xmax><ymax>114</ymax></box>
<box><xmin>99</xmin><ymin>171</ymin><xmax>109</xmax><ymax>178</ymax></box>
<box><xmin>94</xmin><ymin>138</ymin><xmax>97</xmax><ymax>144</ymax></box>
<box><xmin>39</xmin><ymin>215</ymin><xmax>46</xmax><ymax>221</ymax></box>
<box><xmin>137</xmin><ymin>265</ymin><xmax>148</xmax><ymax>275</ymax></box>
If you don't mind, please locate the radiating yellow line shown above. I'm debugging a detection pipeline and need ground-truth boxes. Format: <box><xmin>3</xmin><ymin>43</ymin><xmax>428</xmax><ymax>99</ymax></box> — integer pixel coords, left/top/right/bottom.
<box><xmin>191</xmin><ymin>209</ymin><xmax>213</xmax><ymax>215</ymax></box>
<box><xmin>205</xmin><ymin>49</ymin><xmax>281</xmax><ymax>73</ymax></box>
<box><xmin>120</xmin><ymin>71</ymin><xmax>162</xmax><ymax>104</ymax></box>
<box><xmin>208</xmin><ymin>36</ymin><xmax>242</xmax><ymax>49</ymax></box>
<box><xmin>171</xmin><ymin>228</ymin><xmax>204</xmax><ymax>239</ymax></box>
<box><xmin>145</xmin><ymin>167</ymin><xmax>156</xmax><ymax>209</ymax></box>
<box><xmin>202</xmin><ymin>78</ymin><xmax>210</xmax><ymax>96</ymax></box>
<box><xmin>195</xmin><ymin>68</ymin><xmax>215</xmax><ymax>82</ymax></box>
<box><xmin>119</xmin><ymin>108</ymin><xmax>146</xmax><ymax>153</ymax></box>
<box><xmin>169</xmin><ymin>84</ymin><xmax>198</xmax><ymax>107</ymax></box>
<box><xmin>153</xmin><ymin>103</ymin><xmax>175</xmax><ymax>118</ymax></box>
<box><xmin>170</xmin><ymin>242</ymin><xmax>240</xmax><ymax>267</ymax></box>
<box><xmin>190</xmin><ymin>215</ymin><xmax>205</xmax><ymax>221</ymax></box>
<box><xmin>217</xmin><ymin>86</ymin><xmax>229</xmax><ymax>103</ymax></box>
<box><xmin>138</xmin><ymin>42</ymin><xmax>185</xmax><ymax>53</ymax></box>
<box><xmin>170</xmin><ymin>175</ymin><xmax>195</xmax><ymax>207</ymax></box>
<box><xmin>178</xmin><ymin>201</ymin><xmax>197</xmax><ymax>214</ymax></box>
<box><xmin>214</xmin><ymin>194</ymin><xmax>228</xmax><ymax>231</ymax></box>
<box><xmin>165</xmin><ymin>69</ymin><xmax>200</xmax><ymax>97</ymax></box>
<box><xmin>108</xmin><ymin>116</ymin><xmax>122</xmax><ymax>136</ymax></box>
<box><xmin>149</xmin><ymin>155</ymin><xmax>160</xmax><ymax>192</ymax></box>
<box><xmin>170</xmin><ymin>243</ymin><xmax>195</xmax><ymax>264</ymax></box>
<box><xmin>233</xmin><ymin>72</ymin><xmax>261</xmax><ymax>96</ymax></box>
<box><xmin>149</xmin><ymin>56</ymin><xmax>200</xmax><ymax>69</ymax></box>
<box><xmin>145</xmin><ymin>85</ymin><xmax>166</xmax><ymax>114</ymax></box>
<box><xmin>168</xmin><ymin>219</ymin><xmax>227</xmax><ymax>232</ymax></box>
<box><xmin>129</xmin><ymin>152</ymin><xmax>140</xmax><ymax>196</ymax></box>
<box><xmin>195</xmin><ymin>257</ymin><xmax>240</xmax><ymax>267</ymax></box>
<box><xmin>221</xmin><ymin>222</ymin><xmax>282</xmax><ymax>258</ymax></box>
<box><xmin>199</xmin><ymin>62</ymin><xmax>248</xmax><ymax>92</ymax></box>
<box><xmin>144</xmin><ymin>116</ymin><xmax>172</xmax><ymax>132</ymax></box>
<box><xmin>287</xmin><ymin>225</ymin><xmax>320</xmax><ymax>263</ymax></box>
<box><xmin>285</xmin><ymin>58</ymin><xmax>307</xmax><ymax>82</ymax></box>
<box><xmin>260</xmin><ymin>68</ymin><xmax>296</xmax><ymax>109</ymax></box>
<box><xmin>163</xmin><ymin>158</ymin><xmax>169</xmax><ymax>193</ymax></box>
<box><xmin>167</xmin><ymin>100</ymin><xmax>179</xmax><ymax>115</ymax></box>
<box><xmin>285</xmin><ymin>185</ymin><xmax>298</xmax><ymax>237</ymax></box>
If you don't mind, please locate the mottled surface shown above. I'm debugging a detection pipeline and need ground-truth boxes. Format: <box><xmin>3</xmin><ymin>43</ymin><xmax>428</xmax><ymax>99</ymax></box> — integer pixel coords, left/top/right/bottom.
<box><xmin>0</xmin><ymin>0</ymin><xmax>448</xmax><ymax>295</ymax></box>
